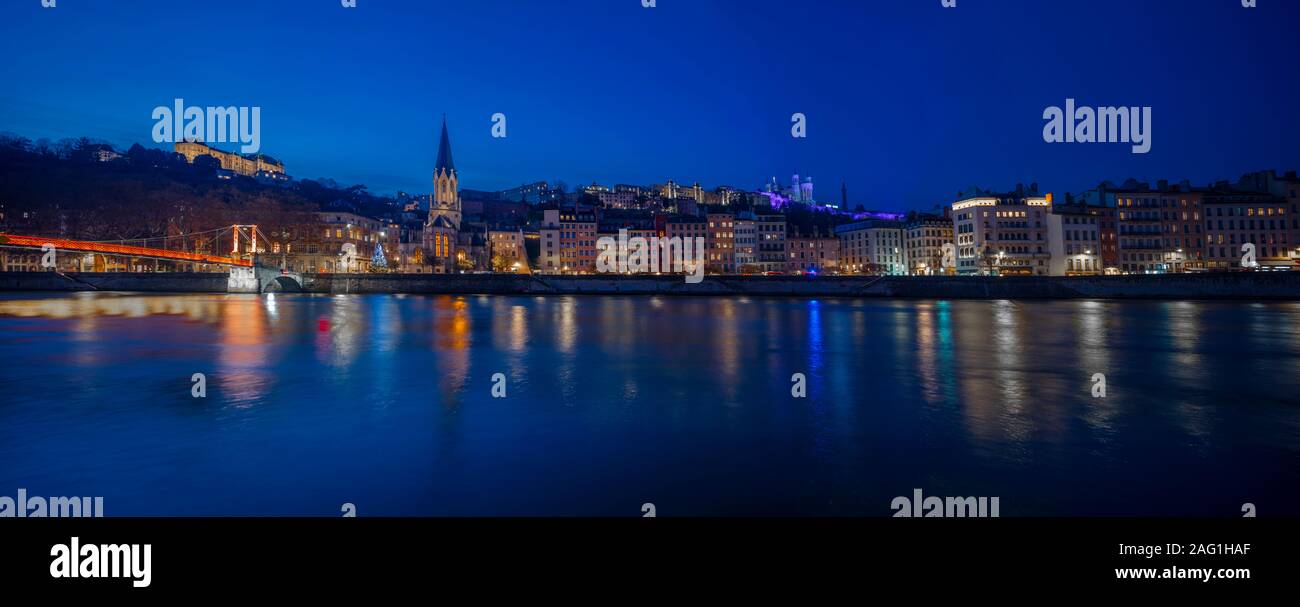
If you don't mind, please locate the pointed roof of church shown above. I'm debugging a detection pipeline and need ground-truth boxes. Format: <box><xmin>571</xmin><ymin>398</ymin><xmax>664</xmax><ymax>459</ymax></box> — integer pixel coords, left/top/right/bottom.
<box><xmin>435</xmin><ymin>116</ymin><xmax>455</xmax><ymax>174</ymax></box>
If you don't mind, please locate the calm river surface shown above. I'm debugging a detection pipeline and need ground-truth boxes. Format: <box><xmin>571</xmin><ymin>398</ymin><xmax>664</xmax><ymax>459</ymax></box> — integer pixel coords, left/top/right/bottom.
<box><xmin>1</xmin><ymin>292</ymin><xmax>1297</xmax><ymax>516</ymax></box>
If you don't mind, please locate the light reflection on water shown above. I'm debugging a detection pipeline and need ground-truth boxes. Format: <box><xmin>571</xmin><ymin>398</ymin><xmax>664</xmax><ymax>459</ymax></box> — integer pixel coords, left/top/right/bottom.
<box><xmin>0</xmin><ymin>292</ymin><xmax>1298</xmax><ymax>516</ymax></box>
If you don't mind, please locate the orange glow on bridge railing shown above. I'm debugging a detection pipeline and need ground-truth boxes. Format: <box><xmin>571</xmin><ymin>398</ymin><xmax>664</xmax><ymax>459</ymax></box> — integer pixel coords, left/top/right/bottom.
<box><xmin>0</xmin><ymin>233</ymin><xmax>252</xmax><ymax>267</ymax></box>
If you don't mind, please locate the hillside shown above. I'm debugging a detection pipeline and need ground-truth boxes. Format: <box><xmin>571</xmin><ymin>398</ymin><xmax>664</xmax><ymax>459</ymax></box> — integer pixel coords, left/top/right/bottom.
<box><xmin>0</xmin><ymin>134</ymin><xmax>396</xmax><ymax>242</ymax></box>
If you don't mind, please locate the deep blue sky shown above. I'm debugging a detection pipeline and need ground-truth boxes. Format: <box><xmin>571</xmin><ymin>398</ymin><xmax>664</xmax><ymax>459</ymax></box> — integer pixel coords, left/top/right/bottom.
<box><xmin>2</xmin><ymin>0</ymin><xmax>1298</xmax><ymax>211</ymax></box>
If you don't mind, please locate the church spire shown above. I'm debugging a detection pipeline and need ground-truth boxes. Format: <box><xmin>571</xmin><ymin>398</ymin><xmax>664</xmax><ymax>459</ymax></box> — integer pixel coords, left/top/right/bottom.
<box><xmin>427</xmin><ymin>115</ymin><xmax>462</xmax><ymax>234</ymax></box>
<box><xmin>435</xmin><ymin>115</ymin><xmax>455</xmax><ymax>175</ymax></box>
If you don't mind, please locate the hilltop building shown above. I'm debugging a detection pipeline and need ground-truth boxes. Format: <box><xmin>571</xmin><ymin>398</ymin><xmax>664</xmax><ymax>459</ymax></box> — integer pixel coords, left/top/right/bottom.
<box><xmin>174</xmin><ymin>140</ymin><xmax>286</xmax><ymax>179</ymax></box>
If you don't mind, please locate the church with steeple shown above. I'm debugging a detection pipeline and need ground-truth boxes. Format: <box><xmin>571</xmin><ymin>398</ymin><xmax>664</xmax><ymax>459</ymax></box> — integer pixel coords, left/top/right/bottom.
<box><xmin>424</xmin><ymin>117</ymin><xmax>462</xmax><ymax>273</ymax></box>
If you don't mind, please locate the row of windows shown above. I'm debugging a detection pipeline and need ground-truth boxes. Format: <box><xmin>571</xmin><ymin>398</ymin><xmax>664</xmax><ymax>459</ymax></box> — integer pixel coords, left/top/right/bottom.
<box><xmin>1206</xmin><ymin>219</ymin><xmax>1292</xmax><ymax>231</ymax></box>
<box><xmin>993</xmin><ymin>233</ymin><xmax>1044</xmax><ymax>241</ymax></box>
<box><xmin>550</xmin><ymin>231</ymin><xmax>596</xmax><ymax>239</ymax></box>
<box><xmin>1119</xmin><ymin>197</ymin><xmax>1196</xmax><ymax>208</ymax></box>
<box><xmin>1208</xmin><ymin>233</ymin><xmax>1289</xmax><ymax>245</ymax></box>
<box><xmin>1208</xmin><ymin>206</ymin><xmax>1286</xmax><ymax>217</ymax></box>
<box><xmin>1209</xmin><ymin>246</ymin><xmax>1289</xmax><ymax>258</ymax></box>
<box><xmin>1121</xmin><ymin>252</ymin><xmax>1206</xmax><ymax>262</ymax></box>
<box><xmin>323</xmin><ymin>228</ymin><xmax>379</xmax><ymax>242</ymax></box>
<box><xmin>1066</xmin><ymin>259</ymin><xmax>1099</xmax><ymax>272</ymax></box>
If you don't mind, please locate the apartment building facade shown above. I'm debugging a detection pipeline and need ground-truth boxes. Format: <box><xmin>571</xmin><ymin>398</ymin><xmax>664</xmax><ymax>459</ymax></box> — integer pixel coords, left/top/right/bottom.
<box><xmin>903</xmin><ymin>213</ymin><xmax>954</xmax><ymax>275</ymax></box>
<box><xmin>755</xmin><ymin>213</ymin><xmax>787</xmax><ymax>273</ymax></box>
<box><xmin>705</xmin><ymin>211</ymin><xmax>736</xmax><ymax>274</ymax></box>
<box><xmin>540</xmin><ymin>207</ymin><xmax>598</xmax><ymax>273</ymax></box>
<box><xmin>1047</xmin><ymin>203</ymin><xmax>1103</xmax><ymax>276</ymax></box>
<box><xmin>951</xmin><ymin>186</ymin><xmax>1051</xmax><ymax>276</ymax></box>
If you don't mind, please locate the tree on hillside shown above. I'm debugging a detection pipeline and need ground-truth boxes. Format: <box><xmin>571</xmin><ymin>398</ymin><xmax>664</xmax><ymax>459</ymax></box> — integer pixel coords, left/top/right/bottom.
<box><xmin>192</xmin><ymin>154</ymin><xmax>221</xmax><ymax>175</ymax></box>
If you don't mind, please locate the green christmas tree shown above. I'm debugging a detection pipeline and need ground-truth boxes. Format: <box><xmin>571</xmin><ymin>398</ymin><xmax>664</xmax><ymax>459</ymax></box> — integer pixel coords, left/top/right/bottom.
<box><xmin>371</xmin><ymin>243</ymin><xmax>388</xmax><ymax>270</ymax></box>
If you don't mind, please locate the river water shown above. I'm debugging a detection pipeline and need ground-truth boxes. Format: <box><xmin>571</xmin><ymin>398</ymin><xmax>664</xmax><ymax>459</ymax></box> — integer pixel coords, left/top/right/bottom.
<box><xmin>1</xmin><ymin>292</ymin><xmax>1297</xmax><ymax>516</ymax></box>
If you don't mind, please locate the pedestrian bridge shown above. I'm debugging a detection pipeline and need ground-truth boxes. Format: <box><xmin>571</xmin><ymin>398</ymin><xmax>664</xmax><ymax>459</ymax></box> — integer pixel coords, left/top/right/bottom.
<box><xmin>0</xmin><ymin>229</ymin><xmax>301</xmax><ymax>294</ymax></box>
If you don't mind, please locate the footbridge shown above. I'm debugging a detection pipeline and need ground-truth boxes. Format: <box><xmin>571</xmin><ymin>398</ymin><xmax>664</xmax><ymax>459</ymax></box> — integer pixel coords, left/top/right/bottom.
<box><xmin>0</xmin><ymin>226</ymin><xmax>302</xmax><ymax>293</ymax></box>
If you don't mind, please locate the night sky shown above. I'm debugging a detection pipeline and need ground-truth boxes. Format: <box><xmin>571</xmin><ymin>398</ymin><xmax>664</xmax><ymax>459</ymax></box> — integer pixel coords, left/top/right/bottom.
<box><xmin>2</xmin><ymin>0</ymin><xmax>1297</xmax><ymax>210</ymax></box>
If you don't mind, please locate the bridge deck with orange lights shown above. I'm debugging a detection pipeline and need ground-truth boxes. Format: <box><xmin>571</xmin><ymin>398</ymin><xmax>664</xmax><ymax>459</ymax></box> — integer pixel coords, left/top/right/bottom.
<box><xmin>0</xmin><ymin>233</ymin><xmax>252</xmax><ymax>267</ymax></box>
